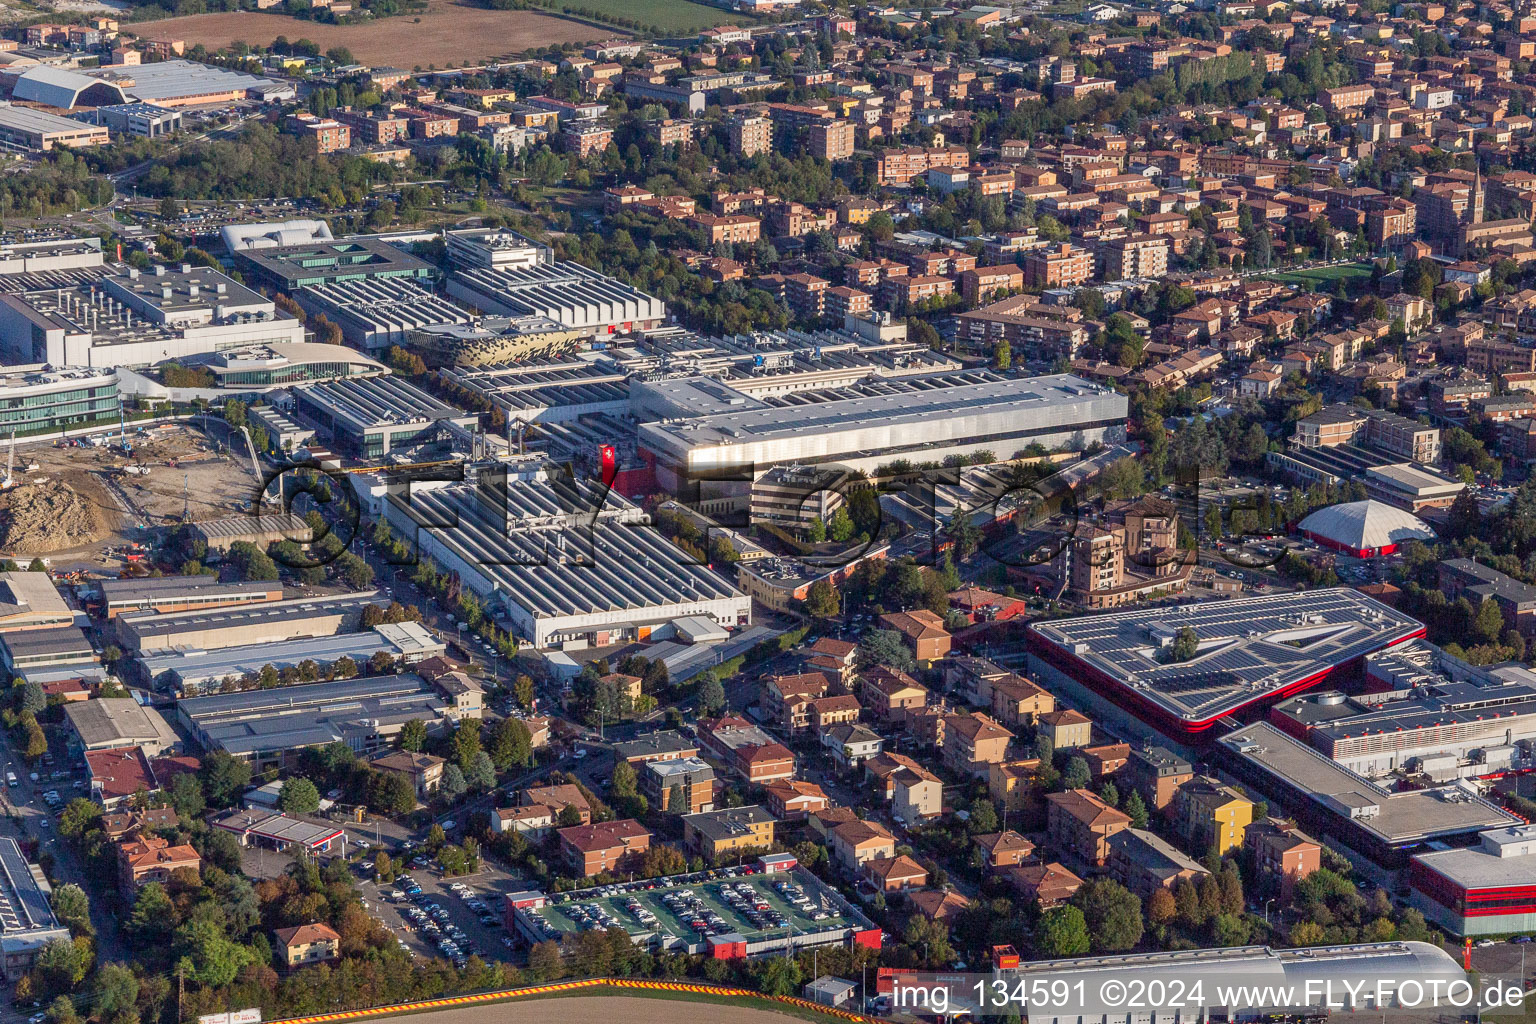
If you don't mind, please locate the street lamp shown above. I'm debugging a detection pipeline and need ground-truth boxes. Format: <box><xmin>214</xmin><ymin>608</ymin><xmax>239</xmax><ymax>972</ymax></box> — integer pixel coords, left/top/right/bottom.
<box><xmin>1264</xmin><ymin>897</ymin><xmax>1276</xmax><ymax>926</ymax></box>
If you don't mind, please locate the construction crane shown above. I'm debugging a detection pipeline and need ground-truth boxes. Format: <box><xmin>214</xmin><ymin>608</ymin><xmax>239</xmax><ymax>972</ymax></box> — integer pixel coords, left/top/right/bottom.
<box><xmin>117</xmin><ymin>400</ymin><xmax>132</xmax><ymax>456</ymax></box>
<box><xmin>239</xmin><ymin>426</ymin><xmax>265</xmax><ymax>510</ymax></box>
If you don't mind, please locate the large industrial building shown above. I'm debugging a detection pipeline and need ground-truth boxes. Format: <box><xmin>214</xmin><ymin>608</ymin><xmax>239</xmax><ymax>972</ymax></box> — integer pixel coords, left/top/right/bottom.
<box><xmin>446</xmin><ymin>261</ymin><xmax>667</xmax><ymax>339</ymax></box>
<box><xmin>96</xmin><ymin>575</ymin><xmax>283</xmax><ymax>618</ymax></box>
<box><xmin>383</xmin><ymin>467</ymin><xmax>752</xmax><ymax>649</ymax></box>
<box><xmin>0</xmin><ymin>265</ymin><xmax>305</xmax><ymax>368</ymax></box>
<box><xmin>0</xmin><ymin>365</ymin><xmax>118</xmax><ymax>435</ymax></box>
<box><xmin>232</xmin><ymin>238</ymin><xmax>434</xmax><ymax>294</ymax></box>
<box><xmin>1271</xmin><ymin>640</ymin><xmax>1536</xmax><ymax>780</ymax></box>
<box><xmin>1216</xmin><ymin>720</ymin><xmax>1521</xmax><ymax>866</ymax></box>
<box><xmin>1025</xmin><ymin>588</ymin><xmax>1424</xmax><ymax>737</ymax></box>
<box><xmin>116</xmin><ymin>591</ymin><xmax>385</xmax><ymax>654</ymax></box>
<box><xmin>139</xmin><ymin>622</ymin><xmax>444</xmax><ymax>693</ymax></box>
<box><xmin>295</xmin><ymin>279</ymin><xmax>470</xmax><ymax>352</ymax></box>
<box><xmin>290</xmin><ymin>375</ymin><xmax>479</xmax><ymax>457</ymax></box>
<box><xmin>0</xmin><ymin>104</ymin><xmax>108</xmax><ymax>151</ymax></box>
<box><xmin>1410</xmin><ymin>824</ymin><xmax>1536</xmax><ymax>936</ymax></box>
<box><xmin>177</xmin><ymin>671</ymin><xmax>478</xmax><ymax>765</ymax></box>
<box><xmin>118</xmin><ymin>342</ymin><xmax>389</xmax><ymax>403</ymax></box>
<box><xmin>638</xmin><ymin>372</ymin><xmax>1127</xmax><ymax>490</ymax></box>
<box><xmin>992</xmin><ymin>942</ymin><xmax>1464</xmax><ymax>1024</ymax></box>
<box><xmin>9</xmin><ymin>60</ymin><xmax>291</xmax><ymax>109</ymax></box>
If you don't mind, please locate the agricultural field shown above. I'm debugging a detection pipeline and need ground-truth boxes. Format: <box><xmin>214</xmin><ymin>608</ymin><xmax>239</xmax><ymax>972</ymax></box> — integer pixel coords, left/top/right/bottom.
<box><xmin>129</xmin><ymin>0</ymin><xmax>610</xmax><ymax>67</ymax></box>
<box><xmin>551</xmin><ymin>0</ymin><xmax>745</xmax><ymax>34</ymax></box>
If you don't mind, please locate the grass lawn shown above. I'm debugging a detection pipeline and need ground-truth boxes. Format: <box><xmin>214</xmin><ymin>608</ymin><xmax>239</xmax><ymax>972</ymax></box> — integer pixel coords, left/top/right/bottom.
<box><xmin>1262</xmin><ymin>262</ymin><xmax>1374</xmax><ymax>285</ymax></box>
<box><xmin>560</xmin><ymin>0</ymin><xmax>747</xmax><ymax>33</ymax></box>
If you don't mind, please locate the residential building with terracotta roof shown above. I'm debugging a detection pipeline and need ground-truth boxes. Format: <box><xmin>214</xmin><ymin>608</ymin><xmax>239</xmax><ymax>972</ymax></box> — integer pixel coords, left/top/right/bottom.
<box><xmin>830</xmin><ymin>819</ymin><xmax>897</xmax><ymax>868</ymax></box>
<box><xmin>1173</xmin><ymin>776</ymin><xmax>1255</xmax><ymax>857</ymax></box>
<box><xmin>117</xmin><ymin>834</ymin><xmax>201</xmax><ymax>890</ymax></box>
<box><xmin>558</xmin><ymin>819</ymin><xmax>651</xmax><ymax>877</ymax></box>
<box><xmin>892</xmin><ymin>765</ymin><xmax>943</xmax><ymax>824</ymax></box>
<box><xmin>879</xmin><ymin>610</ymin><xmax>952</xmax><ymax>663</ymax></box>
<box><xmin>1040</xmin><ymin>708</ymin><xmax>1093</xmax><ymax>750</ymax></box>
<box><xmin>1006</xmin><ymin>860</ymin><xmax>1084</xmax><ymax>908</ymax></box>
<box><xmin>1046</xmin><ymin>788</ymin><xmax>1132</xmax><ymax>869</ymax></box>
<box><xmin>522</xmin><ymin>783</ymin><xmax>592</xmax><ymax>825</ymax></box>
<box><xmin>942</xmin><ymin>712</ymin><xmax>1014</xmax><ymax>776</ymax></box>
<box><xmin>860</xmin><ymin>666</ymin><xmax>928</xmax><ymax>721</ymax></box>
<box><xmin>762</xmin><ymin>779</ymin><xmax>829</xmax><ymax>820</ymax></box>
<box><xmin>1107</xmin><ymin>828</ymin><xmax>1209</xmax><ymax>898</ymax></box>
<box><xmin>865</xmin><ymin>854</ymin><xmax>928</xmax><ymax>891</ymax></box>
<box><xmin>973</xmin><ymin>830</ymin><xmax>1037</xmax><ymax>869</ymax></box>
<box><xmin>369</xmin><ymin>751</ymin><xmax>445</xmax><ymax>800</ymax></box>
<box><xmin>274</xmin><ymin>923</ymin><xmax>341</xmax><ymax>968</ymax></box>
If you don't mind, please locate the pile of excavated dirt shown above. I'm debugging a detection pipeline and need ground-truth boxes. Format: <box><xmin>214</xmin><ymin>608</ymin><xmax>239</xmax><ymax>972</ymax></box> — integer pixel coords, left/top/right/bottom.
<box><xmin>0</xmin><ymin>481</ymin><xmax>107</xmax><ymax>553</ymax></box>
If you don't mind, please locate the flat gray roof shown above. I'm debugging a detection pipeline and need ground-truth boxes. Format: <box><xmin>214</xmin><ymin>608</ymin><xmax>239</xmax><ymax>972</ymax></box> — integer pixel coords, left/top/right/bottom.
<box><xmin>119</xmin><ymin>590</ymin><xmax>383</xmax><ymax>642</ymax></box>
<box><xmin>100</xmin><ymin>575</ymin><xmax>278</xmax><ymax>605</ymax></box>
<box><xmin>639</xmin><ymin>372</ymin><xmax>1124</xmax><ymax>451</ymax></box>
<box><xmin>1219</xmin><ymin>721</ymin><xmax>1521</xmax><ymax>845</ymax></box>
<box><xmin>1029</xmin><ymin>588</ymin><xmax>1424</xmax><ymax>725</ymax></box>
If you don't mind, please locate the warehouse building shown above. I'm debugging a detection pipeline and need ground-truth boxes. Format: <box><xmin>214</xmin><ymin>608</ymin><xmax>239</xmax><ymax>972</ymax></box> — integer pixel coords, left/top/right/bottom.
<box><xmin>295</xmin><ymin>279</ymin><xmax>469</xmax><ymax>352</ymax></box>
<box><xmin>438</xmin><ymin>357</ymin><xmax>631</xmax><ymax>423</ymax></box>
<box><xmin>446</xmin><ymin>261</ymin><xmax>666</xmax><ymax>339</ymax></box>
<box><xmin>443</xmin><ymin>227</ymin><xmax>551</xmax><ymax>270</ymax></box>
<box><xmin>0</xmin><ymin>571</ymin><xmax>77</xmax><ymax>633</ymax></box>
<box><xmin>85</xmin><ymin>102</ymin><xmax>181</xmax><ymax>138</ymax></box>
<box><xmin>1025</xmin><ymin>588</ymin><xmax>1424</xmax><ymax>738</ymax></box>
<box><xmin>178</xmin><ymin>672</ymin><xmax>475</xmax><ymax>765</ymax></box>
<box><xmin>232</xmin><ymin>238</ymin><xmax>434</xmax><ymax>294</ymax></box>
<box><xmin>191</xmin><ymin>512</ymin><xmax>312</xmax><ymax>554</ymax></box>
<box><xmin>1410</xmin><ymin>824</ymin><xmax>1536</xmax><ymax>936</ymax></box>
<box><xmin>11</xmin><ymin>60</ymin><xmax>290</xmax><ymax>109</ymax></box>
<box><xmin>116</xmin><ymin>591</ymin><xmax>385</xmax><ymax>653</ymax></box>
<box><xmin>0</xmin><ymin>265</ymin><xmax>305</xmax><ymax>368</ymax></box>
<box><xmin>992</xmin><ymin>942</ymin><xmax>1464</xmax><ymax>1024</ymax></box>
<box><xmin>0</xmin><ymin>104</ymin><xmax>108</xmax><ymax>151</ymax></box>
<box><xmin>1217</xmin><ymin>721</ymin><xmax>1521</xmax><ymax>866</ymax></box>
<box><xmin>0</xmin><ymin>625</ymin><xmax>94</xmax><ymax>672</ymax></box>
<box><xmin>97</xmin><ymin>576</ymin><xmax>283</xmax><ymax>618</ymax></box>
<box><xmin>638</xmin><ymin>371</ymin><xmax>1128</xmax><ymax>493</ymax></box>
<box><xmin>0</xmin><ymin>238</ymin><xmax>103</xmax><ymax>277</ymax></box>
<box><xmin>0</xmin><ymin>838</ymin><xmax>70</xmax><ymax>981</ymax></box>
<box><xmin>63</xmin><ymin>698</ymin><xmax>179</xmax><ymax>755</ymax></box>
<box><xmin>139</xmin><ymin>622</ymin><xmax>444</xmax><ymax>692</ymax></box>
<box><xmin>1272</xmin><ymin>641</ymin><xmax>1536</xmax><ymax>780</ymax></box>
<box><xmin>383</xmin><ymin>471</ymin><xmax>751</xmax><ymax>649</ymax></box>
<box><xmin>290</xmin><ymin>375</ymin><xmax>479</xmax><ymax>457</ymax></box>
<box><xmin>0</xmin><ymin>365</ymin><xmax>117</xmax><ymax>435</ymax></box>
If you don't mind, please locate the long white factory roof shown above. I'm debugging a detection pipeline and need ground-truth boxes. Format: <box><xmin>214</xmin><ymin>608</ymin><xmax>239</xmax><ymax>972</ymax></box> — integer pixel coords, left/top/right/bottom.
<box><xmin>450</xmin><ymin>261</ymin><xmax>665</xmax><ymax>322</ymax></box>
<box><xmin>639</xmin><ymin>372</ymin><xmax>1122</xmax><ymax>450</ymax></box>
<box><xmin>300</xmin><ymin>278</ymin><xmax>469</xmax><ymax>331</ymax></box>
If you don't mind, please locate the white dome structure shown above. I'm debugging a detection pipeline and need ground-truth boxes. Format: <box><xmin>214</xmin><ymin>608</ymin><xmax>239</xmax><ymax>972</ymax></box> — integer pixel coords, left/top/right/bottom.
<box><xmin>1297</xmin><ymin>499</ymin><xmax>1436</xmax><ymax>557</ymax></box>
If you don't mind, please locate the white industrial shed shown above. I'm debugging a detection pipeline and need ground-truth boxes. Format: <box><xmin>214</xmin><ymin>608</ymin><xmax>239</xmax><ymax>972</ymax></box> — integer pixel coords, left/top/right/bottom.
<box><xmin>11</xmin><ymin>66</ymin><xmax>127</xmax><ymax>109</ymax></box>
<box><xmin>1298</xmin><ymin>499</ymin><xmax>1436</xmax><ymax>557</ymax></box>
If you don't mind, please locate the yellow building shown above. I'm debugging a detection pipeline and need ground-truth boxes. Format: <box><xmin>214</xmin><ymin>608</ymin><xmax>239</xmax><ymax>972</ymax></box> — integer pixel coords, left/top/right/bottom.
<box><xmin>1173</xmin><ymin>776</ymin><xmax>1254</xmax><ymax>856</ymax></box>
<box><xmin>682</xmin><ymin>805</ymin><xmax>776</xmax><ymax>860</ymax></box>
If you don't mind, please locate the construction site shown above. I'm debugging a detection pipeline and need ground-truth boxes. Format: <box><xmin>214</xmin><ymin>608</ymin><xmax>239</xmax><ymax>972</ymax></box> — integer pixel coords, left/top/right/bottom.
<box><xmin>0</xmin><ymin>421</ymin><xmax>261</xmax><ymax>561</ymax></box>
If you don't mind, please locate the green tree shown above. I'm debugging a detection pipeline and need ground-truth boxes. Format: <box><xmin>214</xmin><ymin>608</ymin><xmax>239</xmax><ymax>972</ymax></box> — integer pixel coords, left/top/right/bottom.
<box><xmin>1123</xmin><ymin>789</ymin><xmax>1149</xmax><ymax>829</ymax></box>
<box><xmin>198</xmin><ymin>752</ymin><xmax>251</xmax><ymax>808</ymax></box>
<box><xmin>173</xmin><ymin>919</ymin><xmax>252</xmax><ymax>987</ymax></box>
<box><xmin>1062</xmin><ymin>757</ymin><xmax>1091</xmax><ymax>790</ymax></box>
<box><xmin>57</xmin><ymin>799</ymin><xmax>101</xmax><ymax>840</ymax></box>
<box><xmin>91</xmin><ymin>962</ymin><xmax>138</xmax><ymax>1020</ymax></box>
<box><xmin>278</xmin><ymin>777</ymin><xmax>320</xmax><ymax>814</ymax></box>
<box><xmin>126</xmin><ymin>883</ymin><xmax>174</xmax><ymax>941</ymax></box>
<box><xmin>488</xmin><ymin>716</ymin><xmax>533</xmax><ymax>770</ymax></box>
<box><xmin>513</xmin><ymin>675</ymin><xmax>535</xmax><ymax>709</ymax></box>
<box><xmin>49</xmin><ymin>885</ymin><xmax>90</xmax><ymax>937</ymax></box>
<box><xmin>994</xmin><ymin>338</ymin><xmax>1011</xmax><ymax>371</ymax></box>
<box><xmin>699</xmin><ymin>675</ymin><xmax>726</xmax><ymax>715</ymax></box>
<box><xmin>1073</xmin><ymin>879</ymin><xmax>1143</xmax><ymax>952</ymax></box>
<box><xmin>1034</xmin><ymin>905</ymin><xmax>1091</xmax><ymax>957</ymax></box>
<box><xmin>467</xmin><ymin>751</ymin><xmax>497</xmax><ymax>790</ymax></box>
<box><xmin>399</xmin><ymin>718</ymin><xmax>429</xmax><ymax>752</ymax></box>
<box><xmin>828</xmin><ymin>505</ymin><xmax>855</xmax><ymax>543</ymax></box>
<box><xmin>19</xmin><ymin>679</ymin><xmax>46</xmax><ymax>716</ymax></box>
<box><xmin>804</xmin><ymin>579</ymin><xmax>840</xmax><ymax>618</ymax></box>
<box><xmin>1168</xmin><ymin>626</ymin><xmax>1199</xmax><ymax>663</ymax></box>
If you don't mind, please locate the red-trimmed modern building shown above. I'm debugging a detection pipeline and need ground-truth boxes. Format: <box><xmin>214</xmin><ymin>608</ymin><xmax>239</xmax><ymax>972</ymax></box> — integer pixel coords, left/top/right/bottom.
<box><xmin>1296</xmin><ymin>499</ymin><xmax>1436</xmax><ymax>558</ymax></box>
<box><xmin>1410</xmin><ymin>826</ymin><xmax>1536</xmax><ymax>936</ymax></box>
<box><xmin>1026</xmin><ymin>589</ymin><xmax>1426</xmax><ymax>739</ymax></box>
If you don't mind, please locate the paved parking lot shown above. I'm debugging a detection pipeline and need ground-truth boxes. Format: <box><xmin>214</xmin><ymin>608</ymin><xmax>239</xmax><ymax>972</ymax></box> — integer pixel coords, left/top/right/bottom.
<box><xmin>369</xmin><ymin>868</ymin><xmax>518</xmax><ymax>965</ymax></box>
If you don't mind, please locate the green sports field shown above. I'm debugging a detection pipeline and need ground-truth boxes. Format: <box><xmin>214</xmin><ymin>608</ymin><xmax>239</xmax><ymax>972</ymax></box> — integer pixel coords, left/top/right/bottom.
<box><xmin>1262</xmin><ymin>262</ymin><xmax>1374</xmax><ymax>285</ymax></box>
